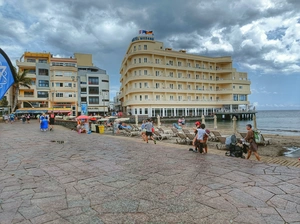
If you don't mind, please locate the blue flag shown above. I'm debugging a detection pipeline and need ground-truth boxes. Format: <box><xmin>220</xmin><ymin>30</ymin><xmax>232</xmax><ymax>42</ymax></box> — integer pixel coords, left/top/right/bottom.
<box><xmin>0</xmin><ymin>48</ymin><xmax>16</xmax><ymax>100</ymax></box>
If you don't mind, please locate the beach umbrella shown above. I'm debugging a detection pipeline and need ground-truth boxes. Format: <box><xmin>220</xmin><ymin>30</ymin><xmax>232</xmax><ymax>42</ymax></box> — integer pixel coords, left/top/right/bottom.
<box><xmin>135</xmin><ymin>114</ymin><xmax>138</xmax><ymax>125</ymax></box>
<box><xmin>214</xmin><ymin>115</ymin><xmax>217</xmax><ymax>129</ymax></box>
<box><xmin>77</xmin><ymin>115</ymin><xmax>90</xmax><ymax>120</ymax></box>
<box><xmin>201</xmin><ymin>114</ymin><xmax>205</xmax><ymax>124</ymax></box>
<box><xmin>157</xmin><ymin>114</ymin><xmax>161</xmax><ymax>127</ymax></box>
<box><xmin>232</xmin><ymin>116</ymin><xmax>237</xmax><ymax>134</ymax></box>
<box><xmin>253</xmin><ymin>114</ymin><xmax>257</xmax><ymax>130</ymax></box>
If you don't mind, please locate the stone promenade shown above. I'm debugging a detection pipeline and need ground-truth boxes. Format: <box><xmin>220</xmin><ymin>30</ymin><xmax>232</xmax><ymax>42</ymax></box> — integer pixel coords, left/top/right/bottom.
<box><xmin>0</xmin><ymin>121</ymin><xmax>300</xmax><ymax>224</ymax></box>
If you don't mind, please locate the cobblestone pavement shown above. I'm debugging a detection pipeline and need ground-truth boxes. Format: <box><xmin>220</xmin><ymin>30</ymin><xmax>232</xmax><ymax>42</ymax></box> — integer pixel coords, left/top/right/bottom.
<box><xmin>1</xmin><ymin>121</ymin><xmax>300</xmax><ymax>224</ymax></box>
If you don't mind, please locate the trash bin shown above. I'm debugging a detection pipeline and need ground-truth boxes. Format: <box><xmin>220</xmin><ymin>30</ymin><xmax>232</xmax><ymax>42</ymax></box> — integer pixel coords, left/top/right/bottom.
<box><xmin>95</xmin><ymin>125</ymin><xmax>99</xmax><ymax>133</ymax></box>
<box><xmin>99</xmin><ymin>125</ymin><xmax>105</xmax><ymax>134</ymax></box>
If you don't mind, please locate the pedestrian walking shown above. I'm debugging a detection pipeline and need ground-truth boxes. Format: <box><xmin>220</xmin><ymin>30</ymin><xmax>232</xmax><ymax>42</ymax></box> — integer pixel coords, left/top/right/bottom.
<box><xmin>145</xmin><ymin>119</ymin><xmax>156</xmax><ymax>144</ymax></box>
<box><xmin>244</xmin><ymin>124</ymin><xmax>260</xmax><ymax>161</ymax></box>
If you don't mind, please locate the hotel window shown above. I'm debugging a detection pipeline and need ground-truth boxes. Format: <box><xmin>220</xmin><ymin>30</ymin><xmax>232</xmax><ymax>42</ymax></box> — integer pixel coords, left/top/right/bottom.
<box><xmin>38</xmin><ymin>69</ymin><xmax>48</xmax><ymax>76</ymax></box>
<box><xmin>239</xmin><ymin>86</ymin><xmax>243</xmax><ymax>89</ymax></box>
<box><xmin>140</xmin><ymin>95</ymin><xmax>142</xmax><ymax>101</ymax></box>
<box><xmin>56</xmin><ymin>93</ymin><xmax>63</xmax><ymax>97</ymax></box>
<box><xmin>139</xmin><ymin>58</ymin><xmax>141</xmax><ymax>63</ymax></box>
<box><xmin>38</xmin><ymin>59</ymin><xmax>47</xmax><ymax>63</ymax></box>
<box><xmin>134</xmin><ymin>46</ymin><xmax>136</xmax><ymax>51</ymax></box>
<box><xmin>27</xmin><ymin>58</ymin><xmax>36</xmax><ymax>62</ymax></box>
<box><xmin>187</xmin><ymin>73</ymin><xmax>191</xmax><ymax>78</ymax></box>
<box><xmin>55</xmin><ymin>71</ymin><xmax>63</xmax><ymax>76</ymax></box>
<box><xmin>144</xmin><ymin>82</ymin><xmax>148</xmax><ymax>88</ymax></box>
<box><xmin>144</xmin><ymin>45</ymin><xmax>147</xmax><ymax>50</ymax></box>
<box><xmin>139</xmin><ymin>83</ymin><xmax>142</xmax><ymax>88</ymax></box>
<box><xmin>65</xmin><ymin>93</ymin><xmax>73</xmax><ymax>98</ymax></box>
<box><xmin>134</xmin><ymin>59</ymin><xmax>136</xmax><ymax>64</ymax></box>
<box><xmin>37</xmin><ymin>91</ymin><xmax>48</xmax><ymax>98</ymax></box>
<box><xmin>196</xmin><ymin>75</ymin><xmax>199</xmax><ymax>79</ymax></box>
<box><xmin>196</xmin><ymin>96</ymin><xmax>199</xmax><ymax>100</ymax></box>
<box><xmin>155</xmin><ymin>59</ymin><xmax>160</xmax><ymax>64</ymax></box>
<box><xmin>188</xmin><ymin>96</ymin><xmax>191</xmax><ymax>101</ymax></box>
<box><xmin>81</xmin><ymin>87</ymin><xmax>87</xmax><ymax>93</ymax></box>
<box><xmin>210</xmin><ymin>76</ymin><xmax>213</xmax><ymax>80</ymax></box>
<box><xmin>169</xmin><ymin>60</ymin><xmax>173</xmax><ymax>65</ymax></box>
<box><xmin>144</xmin><ymin>58</ymin><xmax>147</xmax><ymax>63</ymax></box>
<box><xmin>155</xmin><ymin>71</ymin><xmax>160</xmax><ymax>76</ymax></box>
<box><xmin>38</xmin><ymin>80</ymin><xmax>49</xmax><ymax>87</ymax></box>
<box><xmin>210</xmin><ymin>86</ymin><xmax>212</xmax><ymax>90</ymax></box>
<box><xmin>89</xmin><ymin>87</ymin><xmax>99</xmax><ymax>94</ymax></box>
<box><xmin>89</xmin><ymin>97</ymin><xmax>99</xmax><ymax>104</ymax></box>
<box><xmin>239</xmin><ymin>95</ymin><xmax>247</xmax><ymax>101</ymax></box>
<box><xmin>178</xmin><ymin>96</ymin><xmax>182</xmax><ymax>101</ymax></box>
<box><xmin>233</xmin><ymin>86</ymin><xmax>235</xmax><ymax>89</ymax></box>
<box><xmin>233</xmin><ymin>94</ymin><xmax>238</xmax><ymax>101</ymax></box>
<box><xmin>169</xmin><ymin>84</ymin><xmax>173</xmax><ymax>89</ymax></box>
<box><xmin>187</xmin><ymin>85</ymin><xmax>191</xmax><ymax>90</ymax></box>
<box><xmin>134</xmin><ymin>83</ymin><xmax>137</xmax><ymax>88</ymax></box>
<box><xmin>170</xmin><ymin>95</ymin><xmax>174</xmax><ymax>100</ymax></box>
<box><xmin>139</xmin><ymin>70</ymin><xmax>141</xmax><ymax>75</ymax></box>
<box><xmin>169</xmin><ymin>72</ymin><xmax>173</xmax><ymax>77</ymax></box>
<box><xmin>134</xmin><ymin>71</ymin><xmax>137</xmax><ymax>76</ymax></box>
<box><xmin>196</xmin><ymin>63</ymin><xmax>200</xmax><ymax>68</ymax></box>
<box><xmin>178</xmin><ymin>84</ymin><xmax>182</xmax><ymax>89</ymax></box>
<box><xmin>64</xmin><ymin>82</ymin><xmax>72</xmax><ymax>87</ymax></box>
<box><xmin>145</xmin><ymin>95</ymin><xmax>148</xmax><ymax>100</ymax></box>
<box><xmin>155</xmin><ymin>83</ymin><xmax>160</xmax><ymax>88</ymax></box>
<box><xmin>138</xmin><ymin>45</ymin><xmax>141</xmax><ymax>50</ymax></box>
<box><xmin>73</xmin><ymin>83</ymin><xmax>76</xmax><ymax>87</ymax></box>
<box><xmin>196</xmin><ymin>85</ymin><xmax>199</xmax><ymax>90</ymax></box>
<box><xmin>178</xmin><ymin>61</ymin><xmax>182</xmax><ymax>66</ymax></box>
<box><xmin>81</xmin><ymin>97</ymin><xmax>87</xmax><ymax>102</ymax></box>
<box><xmin>144</xmin><ymin>70</ymin><xmax>147</xmax><ymax>75</ymax></box>
<box><xmin>88</xmin><ymin>77</ymin><xmax>99</xmax><ymax>85</ymax></box>
<box><xmin>216</xmin><ymin>97</ymin><xmax>219</xmax><ymax>101</ymax></box>
<box><xmin>187</xmin><ymin>62</ymin><xmax>191</xmax><ymax>67</ymax></box>
<box><xmin>210</xmin><ymin>97</ymin><xmax>213</xmax><ymax>101</ymax></box>
<box><xmin>135</xmin><ymin>96</ymin><xmax>137</xmax><ymax>100</ymax></box>
<box><xmin>178</xmin><ymin>73</ymin><xmax>182</xmax><ymax>78</ymax></box>
<box><xmin>156</xmin><ymin>95</ymin><xmax>160</xmax><ymax>101</ymax></box>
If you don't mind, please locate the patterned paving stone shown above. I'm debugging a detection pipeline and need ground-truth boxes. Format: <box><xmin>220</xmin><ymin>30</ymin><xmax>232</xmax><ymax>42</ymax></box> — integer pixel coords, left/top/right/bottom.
<box><xmin>0</xmin><ymin>121</ymin><xmax>300</xmax><ymax>223</ymax></box>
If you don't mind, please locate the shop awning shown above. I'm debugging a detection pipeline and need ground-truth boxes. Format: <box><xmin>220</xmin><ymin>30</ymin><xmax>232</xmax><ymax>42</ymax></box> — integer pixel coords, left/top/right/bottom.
<box><xmin>15</xmin><ymin>109</ymin><xmax>48</xmax><ymax>114</ymax></box>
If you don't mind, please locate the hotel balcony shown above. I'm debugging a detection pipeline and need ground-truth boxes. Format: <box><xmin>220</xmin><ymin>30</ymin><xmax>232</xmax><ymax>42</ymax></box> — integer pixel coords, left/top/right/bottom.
<box><xmin>124</xmin><ymin>99</ymin><xmax>249</xmax><ymax>106</ymax></box>
<box><xmin>18</xmin><ymin>95</ymin><xmax>37</xmax><ymax>101</ymax></box>
<box><xmin>16</xmin><ymin>61</ymin><xmax>36</xmax><ymax>68</ymax></box>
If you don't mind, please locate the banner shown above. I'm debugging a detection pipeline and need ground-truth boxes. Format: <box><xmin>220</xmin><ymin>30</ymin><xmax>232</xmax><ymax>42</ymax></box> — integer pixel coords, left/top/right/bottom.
<box><xmin>81</xmin><ymin>103</ymin><xmax>87</xmax><ymax>115</ymax></box>
<box><xmin>0</xmin><ymin>48</ymin><xmax>16</xmax><ymax>100</ymax></box>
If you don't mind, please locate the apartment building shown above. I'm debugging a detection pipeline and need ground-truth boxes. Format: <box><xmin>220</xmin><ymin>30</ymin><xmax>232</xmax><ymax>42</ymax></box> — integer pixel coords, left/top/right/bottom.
<box><xmin>119</xmin><ymin>35</ymin><xmax>251</xmax><ymax>117</ymax></box>
<box><xmin>75</xmin><ymin>53</ymin><xmax>109</xmax><ymax>115</ymax></box>
<box><xmin>16</xmin><ymin>52</ymin><xmax>109</xmax><ymax>115</ymax></box>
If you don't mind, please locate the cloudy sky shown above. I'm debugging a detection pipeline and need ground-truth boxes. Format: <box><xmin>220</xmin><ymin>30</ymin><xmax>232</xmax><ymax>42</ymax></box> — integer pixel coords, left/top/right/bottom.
<box><xmin>1</xmin><ymin>0</ymin><xmax>300</xmax><ymax>110</ymax></box>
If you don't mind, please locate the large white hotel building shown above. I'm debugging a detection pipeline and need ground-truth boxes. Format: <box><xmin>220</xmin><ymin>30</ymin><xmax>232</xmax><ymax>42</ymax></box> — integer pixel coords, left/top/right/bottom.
<box><xmin>119</xmin><ymin>34</ymin><xmax>251</xmax><ymax>117</ymax></box>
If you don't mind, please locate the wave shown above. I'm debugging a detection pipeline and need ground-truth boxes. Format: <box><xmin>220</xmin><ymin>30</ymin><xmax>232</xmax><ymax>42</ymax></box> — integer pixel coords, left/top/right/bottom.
<box><xmin>258</xmin><ymin>128</ymin><xmax>300</xmax><ymax>133</ymax></box>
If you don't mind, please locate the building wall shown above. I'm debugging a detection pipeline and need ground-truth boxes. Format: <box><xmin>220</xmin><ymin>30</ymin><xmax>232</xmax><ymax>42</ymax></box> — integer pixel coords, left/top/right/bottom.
<box><xmin>119</xmin><ymin>36</ymin><xmax>251</xmax><ymax>117</ymax></box>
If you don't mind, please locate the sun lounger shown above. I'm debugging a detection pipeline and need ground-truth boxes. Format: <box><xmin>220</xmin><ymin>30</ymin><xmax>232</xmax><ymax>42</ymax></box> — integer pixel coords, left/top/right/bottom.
<box><xmin>211</xmin><ymin>131</ymin><xmax>227</xmax><ymax>142</ymax></box>
<box><xmin>153</xmin><ymin>131</ymin><xmax>172</xmax><ymax>141</ymax></box>
<box><xmin>216</xmin><ymin>136</ymin><xmax>227</xmax><ymax>150</ymax></box>
<box><xmin>123</xmin><ymin>128</ymin><xmax>140</xmax><ymax>137</ymax></box>
<box><xmin>182</xmin><ymin>128</ymin><xmax>192</xmax><ymax>135</ymax></box>
<box><xmin>175</xmin><ymin>133</ymin><xmax>192</xmax><ymax>145</ymax></box>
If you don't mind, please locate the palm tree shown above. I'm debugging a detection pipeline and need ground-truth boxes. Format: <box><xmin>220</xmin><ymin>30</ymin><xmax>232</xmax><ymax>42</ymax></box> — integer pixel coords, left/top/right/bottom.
<box><xmin>12</xmin><ymin>69</ymin><xmax>32</xmax><ymax>112</ymax></box>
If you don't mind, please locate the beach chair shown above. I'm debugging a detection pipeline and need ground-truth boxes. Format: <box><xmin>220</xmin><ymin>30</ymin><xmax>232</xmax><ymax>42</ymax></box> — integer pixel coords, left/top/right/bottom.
<box><xmin>130</xmin><ymin>124</ymin><xmax>140</xmax><ymax>131</ymax></box>
<box><xmin>158</xmin><ymin>127</ymin><xmax>172</xmax><ymax>135</ymax></box>
<box><xmin>182</xmin><ymin>128</ymin><xmax>192</xmax><ymax>135</ymax></box>
<box><xmin>153</xmin><ymin>130</ymin><xmax>172</xmax><ymax>141</ymax></box>
<box><xmin>216</xmin><ymin>136</ymin><xmax>227</xmax><ymax>150</ymax></box>
<box><xmin>123</xmin><ymin>128</ymin><xmax>140</xmax><ymax>137</ymax></box>
<box><xmin>186</xmin><ymin>133</ymin><xmax>196</xmax><ymax>145</ymax></box>
<box><xmin>171</xmin><ymin>127</ymin><xmax>181</xmax><ymax>137</ymax></box>
<box><xmin>175</xmin><ymin>133</ymin><xmax>189</xmax><ymax>144</ymax></box>
<box><xmin>210</xmin><ymin>131</ymin><xmax>224</xmax><ymax>142</ymax></box>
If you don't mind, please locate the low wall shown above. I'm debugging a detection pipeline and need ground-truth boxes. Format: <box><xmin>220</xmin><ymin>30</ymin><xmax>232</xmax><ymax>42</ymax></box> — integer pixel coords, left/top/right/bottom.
<box><xmin>55</xmin><ymin>119</ymin><xmax>78</xmax><ymax>129</ymax></box>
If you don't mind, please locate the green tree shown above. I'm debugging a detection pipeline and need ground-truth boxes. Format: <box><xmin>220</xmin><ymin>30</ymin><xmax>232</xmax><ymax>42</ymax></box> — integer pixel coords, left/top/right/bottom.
<box><xmin>12</xmin><ymin>69</ymin><xmax>32</xmax><ymax>112</ymax></box>
<box><xmin>0</xmin><ymin>96</ymin><xmax>8</xmax><ymax>106</ymax></box>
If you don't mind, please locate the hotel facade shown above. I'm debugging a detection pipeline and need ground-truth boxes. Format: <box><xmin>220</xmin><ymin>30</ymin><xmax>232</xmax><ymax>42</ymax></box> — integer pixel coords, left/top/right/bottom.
<box><xmin>119</xmin><ymin>35</ymin><xmax>251</xmax><ymax>117</ymax></box>
<box><xmin>15</xmin><ymin>52</ymin><xmax>109</xmax><ymax>115</ymax></box>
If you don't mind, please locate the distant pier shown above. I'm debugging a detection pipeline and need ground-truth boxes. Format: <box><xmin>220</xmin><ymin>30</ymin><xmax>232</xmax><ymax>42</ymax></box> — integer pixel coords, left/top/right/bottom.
<box><xmin>215</xmin><ymin>111</ymin><xmax>257</xmax><ymax>120</ymax></box>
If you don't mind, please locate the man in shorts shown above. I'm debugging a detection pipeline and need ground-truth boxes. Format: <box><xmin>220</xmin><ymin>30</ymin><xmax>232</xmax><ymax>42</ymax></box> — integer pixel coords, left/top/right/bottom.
<box><xmin>145</xmin><ymin>119</ymin><xmax>156</xmax><ymax>144</ymax></box>
<box><xmin>49</xmin><ymin>111</ymin><xmax>55</xmax><ymax>131</ymax></box>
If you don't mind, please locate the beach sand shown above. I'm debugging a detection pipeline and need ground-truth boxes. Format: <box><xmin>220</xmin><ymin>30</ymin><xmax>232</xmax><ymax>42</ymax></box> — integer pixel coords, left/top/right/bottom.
<box><xmin>159</xmin><ymin>126</ymin><xmax>300</xmax><ymax>164</ymax></box>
